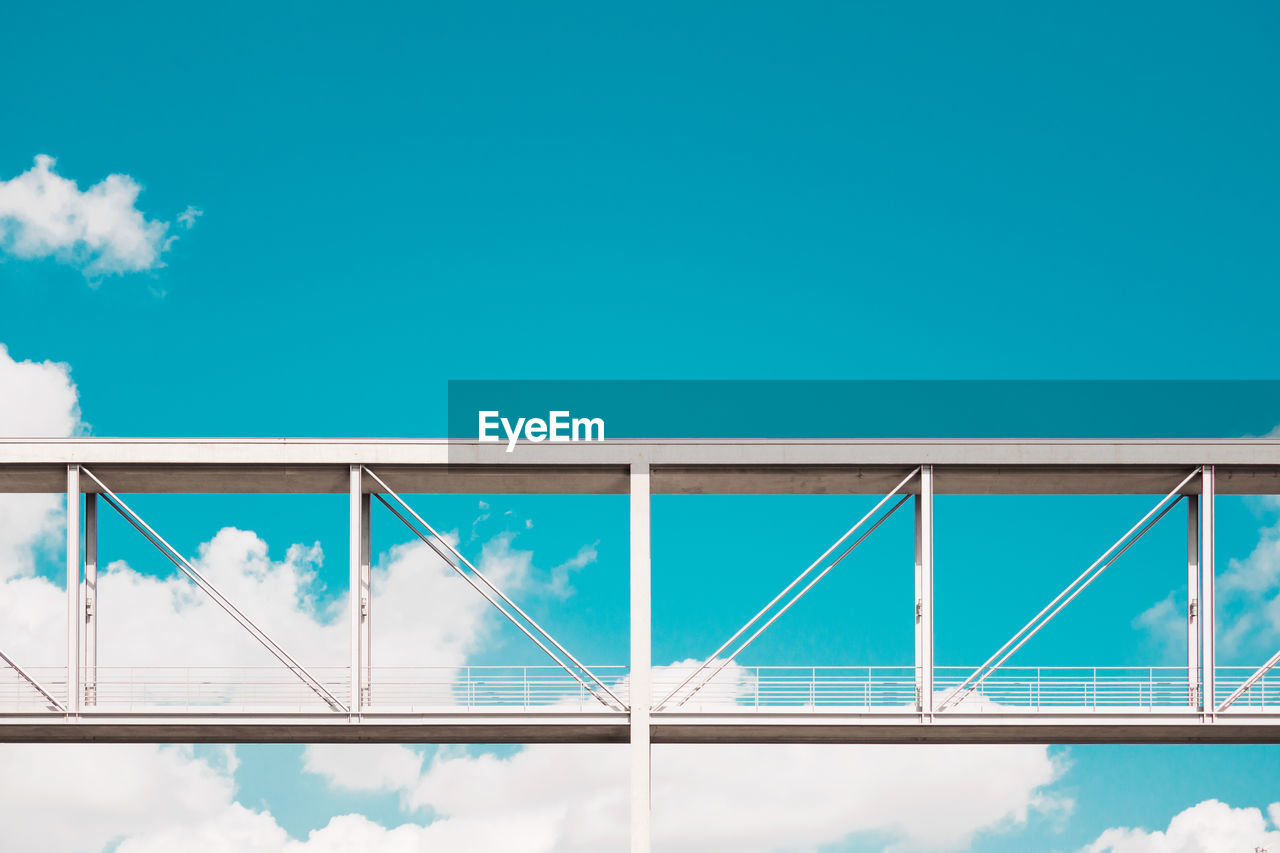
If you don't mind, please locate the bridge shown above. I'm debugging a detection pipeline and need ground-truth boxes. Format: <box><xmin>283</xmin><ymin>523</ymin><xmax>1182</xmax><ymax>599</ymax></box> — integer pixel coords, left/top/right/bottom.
<box><xmin>3</xmin><ymin>438</ymin><xmax>1280</xmax><ymax>850</ymax></box>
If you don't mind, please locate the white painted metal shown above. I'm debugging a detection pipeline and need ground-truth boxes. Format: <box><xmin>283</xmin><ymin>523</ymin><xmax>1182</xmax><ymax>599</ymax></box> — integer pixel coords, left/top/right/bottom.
<box><xmin>361</xmin><ymin>491</ymin><xmax>372</xmax><ymax>708</ymax></box>
<box><xmin>81</xmin><ymin>466</ymin><xmax>347</xmax><ymax>712</ymax></box>
<box><xmin>1219</xmin><ymin>649</ymin><xmax>1280</xmax><ymax>711</ymax></box>
<box><xmin>651</xmin><ymin>665</ymin><xmax>1221</xmax><ymax>711</ymax></box>
<box><xmin>363</xmin><ymin>466</ymin><xmax>625</xmax><ymax>709</ymax></box>
<box><xmin>4</xmin><ymin>436</ymin><xmax>1280</xmax><ymax>469</ymax></box>
<box><xmin>1202</xmin><ymin>466</ymin><xmax>1216</xmax><ymax>717</ymax></box>
<box><xmin>658</xmin><ymin>468</ymin><xmax>920</xmax><ymax>710</ymax></box>
<box><xmin>916</xmin><ymin>465</ymin><xmax>934</xmax><ymax>716</ymax></box>
<box><xmin>939</xmin><ymin>469</ymin><xmax>1200</xmax><ymax>711</ymax></box>
<box><xmin>630</xmin><ymin>461</ymin><xmax>652</xmax><ymax>853</ymax></box>
<box><xmin>1186</xmin><ymin>495</ymin><xmax>1200</xmax><ymax>708</ymax></box>
<box><xmin>349</xmin><ymin>466</ymin><xmax>363</xmax><ymax>713</ymax></box>
<box><xmin>6</xmin><ymin>664</ymin><xmax>1277</xmax><ymax>718</ymax></box>
<box><xmin>1</xmin><ymin>441</ymin><xmax>1277</xmax><ymax>747</ymax></box>
<box><xmin>0</xmin><ymin>648</ymin><xmax>65</xmax><ymax>711</ymax></box>
<box><xmin>0</xmin><ymin>665</ymin><xmax>628</xmax><ymax>712</ymax></box>
<box><xmin>84</xmin><ymin>493</ymin><xmax>97</xmax><ymax>707</ymax></box>
<box><xmin>66</xmin><ymin>464</ymin><xmax>80</xmax><ymax>714</ymax></box>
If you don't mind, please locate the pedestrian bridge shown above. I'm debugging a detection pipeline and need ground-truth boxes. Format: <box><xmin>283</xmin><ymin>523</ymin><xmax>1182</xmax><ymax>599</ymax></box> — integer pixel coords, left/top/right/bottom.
<box><xmin>1</xmin><ymin>438</ymin><xmax>1279</xmax><ymax>745</ymax></box>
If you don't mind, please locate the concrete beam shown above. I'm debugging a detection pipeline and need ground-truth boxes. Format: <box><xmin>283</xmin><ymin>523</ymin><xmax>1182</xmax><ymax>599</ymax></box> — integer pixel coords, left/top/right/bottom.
<box><xmin>4</xmin><ymin>439</ymin><xmax>1280</xmax><ymax>494</ymax></box>
<box><xmin>2</xmin><ymin>713</ymin><xmax>1278</xmax><ymax>744</ymax></box>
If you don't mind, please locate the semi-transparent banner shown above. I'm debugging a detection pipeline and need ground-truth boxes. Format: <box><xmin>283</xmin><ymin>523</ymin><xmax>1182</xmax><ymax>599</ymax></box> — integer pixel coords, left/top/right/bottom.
<box><xmin>446</xmin><ymin>380</ymin><xmax>1280</xmax><ymax>451</ymax></box>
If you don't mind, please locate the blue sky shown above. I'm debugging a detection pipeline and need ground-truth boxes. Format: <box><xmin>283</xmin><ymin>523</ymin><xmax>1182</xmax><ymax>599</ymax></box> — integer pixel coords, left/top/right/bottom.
<box><xmin>2</xmin><ymin>2</ymin><xmax>1280</xmax><ymax>851</ymax></box>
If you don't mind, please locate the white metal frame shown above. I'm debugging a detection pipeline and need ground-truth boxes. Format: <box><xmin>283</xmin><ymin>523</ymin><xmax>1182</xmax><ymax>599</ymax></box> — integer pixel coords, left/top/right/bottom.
<box><xmin>361</xmin><ymin>466</ymin><xmax>625</xmax><ymax>711</ymax></box>
<box><xmin>657</xmin><ymin>468</ymin><xmax>920</xmax><ymax>710</ymax></box>
<box><xmin>6</xmin><ymin>440</ymin><xmax>1280</xmax><ymax>853</ymax></box>
<box><xmin>916</xmin><ymin>465</ymin><xmax>934</xmax><ymax>717</ymax></box>
<box><xmin>938</xmin><ymin>468</ymin><xmax>1201</xmax><ymax>712</ymax></box>
<box><xmin>80</xmin><ymin>466</ymin><xmax>347</xmax><ymax>712</ymax></box>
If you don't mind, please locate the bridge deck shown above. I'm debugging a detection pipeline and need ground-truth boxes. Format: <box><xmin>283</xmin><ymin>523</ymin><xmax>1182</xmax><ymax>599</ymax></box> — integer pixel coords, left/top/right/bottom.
<box><xmin>2</xmin><ymin>439</ymin><xmax>1278</xmax><ymax>745</ymax></box>
<box><xmin>1</xmin><ymin>664</ymin><xmax>1275</xmax><ymax>743</ymax></box>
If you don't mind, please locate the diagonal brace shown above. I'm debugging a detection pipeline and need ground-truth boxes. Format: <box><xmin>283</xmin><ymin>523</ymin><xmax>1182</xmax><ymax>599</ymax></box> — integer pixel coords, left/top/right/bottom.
<box><xmin>1217</xmin><ymin>648</ymin><xmax>1280</xmax><ymax>712</ymax></box>
<box><xmin>657</xmin><ymin>467</ymin><xmax>920</xmax><ymax>711</ymax></box>
<box><xmin>80</xmin><ymin>467</ymin><xmax>348</xmax><ymax>713</ymax></box>
<box><xmin>938</xmin><ymin>468</ymin><xmax>1201</xmax><ymax>712</ymax></box>
<box><xmin>0</xmin><ymin>647</ymin><xmax>66</xmax><ymax>712</ymax></box>
<box><xmin>363</xmin><ymin>466</ymin><xmax>626</xmax><ymax>711</ymax></box>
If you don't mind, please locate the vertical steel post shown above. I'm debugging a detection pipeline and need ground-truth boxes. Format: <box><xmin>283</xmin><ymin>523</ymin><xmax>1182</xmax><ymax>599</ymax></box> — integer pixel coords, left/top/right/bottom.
<box><xmin>1186</xmin><ymin>494</ymin><xmax>1200</xmax><ymax>708</ymax></box>
<box><xmin>66</xmin><ymin>465</ymin><xmax>80</xmax><ymax>714</ymax></box>
<box><xmin>349</xmin><ymin>465</ymin><xmax>363</xmax><ymax>714</ymax></box>
<box><xmin>84</xmin><ymin>493</ymin><xmax>98</xmax><ymax>707</ymax></box>
<box><xmin>915</xmin><ymin>465</ymin><xmax>934</xmax><ymax>716</ymax></box>
<box><xmin>1201</xmin><ymin>466</ymin><xmax>1215</xmax><ymax>717</ymax></box>
<box><xmin>360</xmin><ymin>491</ymin><xmax>372</xmax><ymax>707</ymax></box>
<box><xmin>630</xmin><ymin>461</ymin><xmax>652</xmax><ymax>853</ymax></box>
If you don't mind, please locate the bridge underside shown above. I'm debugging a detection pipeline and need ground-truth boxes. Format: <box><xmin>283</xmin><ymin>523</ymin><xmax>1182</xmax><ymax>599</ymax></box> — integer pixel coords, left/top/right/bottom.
<box><xmin>4</xmin><ymin>714</ymin><xmax>1278</xmax><ymax>744</ymax></box>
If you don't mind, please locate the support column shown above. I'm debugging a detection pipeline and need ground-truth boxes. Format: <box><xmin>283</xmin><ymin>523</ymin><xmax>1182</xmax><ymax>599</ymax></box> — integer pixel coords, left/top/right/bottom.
<box><xmin>1186</xmin><ymin>495</ymin><xmax>1200</xmax><ymax>708</ymax></box>
<box><xmin>915</xmin><ymin>465</ymin><xmax>934</xmax><ymax>717</ymax></box>
<box><xmin>360</xmin><ymin>491</ymin><xmax>372</xmax><ymax>707</ymax></box>
<box><xmin>349</xmin><ymin>465</ymin><xmax>364</xmax><ymax>714</ymax></box>
<box><xmin>84</xmin><ymin>493</ymin><xmax>98</xmax><ymax>707</ymax></box>
<box><xmin>629</xmin><ymin>461</ymin><xmax>651</xmax><ymax>853</ymax></box>
<box><xmin>66</xmin><ymin>465</ymin><xmax>80</xmax><ymax>714</ymax></box>
<box><xmin>1201</xmin><ymin>466</ymin><xmax>1215</xmax><ymax>716</ymax></box>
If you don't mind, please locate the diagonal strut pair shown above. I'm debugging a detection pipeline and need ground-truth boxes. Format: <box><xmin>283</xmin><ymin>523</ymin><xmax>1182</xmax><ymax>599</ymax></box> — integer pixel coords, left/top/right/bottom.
<box><xmin>660</xmin><ymin>466</ymin><xmax>1256</xmax><ymax>714</ymax></box>
<box><xmin>0</xmin><ymin>465</ymin><xmax>621</xmax><ymax>713</ymax></box>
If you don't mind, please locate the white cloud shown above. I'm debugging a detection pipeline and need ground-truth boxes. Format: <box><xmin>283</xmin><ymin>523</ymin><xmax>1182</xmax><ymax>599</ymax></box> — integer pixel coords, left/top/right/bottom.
<box><xmin>301</xmin><ymin>744</ymin><xmax>425</xmax><ymax>798</ymax></box>
<box><xmin>177</xmin><ymin>205</ymin><xmax>203</xmax><ymax>229</ymax></box>
<box><xmin>0</xmin><ymin>341</ymin><xmax>1064</xmax><ymax>853</ymax></box>
<box><xmin>0</xmin><ymin>344</ymin><xmax>82</xmax><ymax>581</ymax></box>
<box><xmin>0</xmin><ymin>743</ymin><xmax>253</xmax><ymax>853</ymax></box>
<box><xmin>0</xmin><ymin>154</ymin><xmax>184</xmax><ymax>276</ymax></box>
<box><xmin>0</xmin><ymin>733</ymin><xmax>1063</xmax><ymax>853</ymax></box>
<box><xmin>301</xmin><ymin>732</ymin><xmax>1065</xmax><ymax>853</ymax></box>
<box><xmin>300</xmin><ymin>661</ymin><xmax>1065</xmax><ymax>853</ymax></box>
<box><xmin>549</xmin><ymin>542</ymin><xmax>597</xmax><ymax>598</ymax></box>
<box><xmin>1131</xmin><ymin>593</ymin><xmax>1186</xmax><ymax>663</ymax></box>
<box><xmin>0</xmin><ymin>510</ymin><xmax>1066</xmax><ymax>853</ymax></box>
<box><xmin>1136</xmin><ymin>511</ymin><xmax>1280</xmax><ymax>660</ymax></box>
<box><xmin>1215</xmin><ymin>521</ymin><xmax>1280</xmax><ymax>655</ymax></box>
<box><xmin>0</xmin><ymin>343</ymin><xmax>82</xmax><ymax>438</ymax></box>
<box><xmin>0</xmin><ymin>511</ymin><xmax>592</xmax><ymax>851</ymax></box>
<box><xmin>0</xmin><ymin>526</ymin><xmax>541</xmax><ymax>680</ymax></box>
<box><xmin>1083</xmin><ymin>798</ymin><xmax>1280</xmax><ymax>852</ymax></box>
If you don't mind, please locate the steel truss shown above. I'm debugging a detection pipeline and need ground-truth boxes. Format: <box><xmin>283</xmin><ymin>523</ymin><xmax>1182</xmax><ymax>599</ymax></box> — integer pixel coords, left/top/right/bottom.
<box><xmin>3</xmin><ymin>440</ymin><xmax>1280</xmax><ymax>853</ymax></box>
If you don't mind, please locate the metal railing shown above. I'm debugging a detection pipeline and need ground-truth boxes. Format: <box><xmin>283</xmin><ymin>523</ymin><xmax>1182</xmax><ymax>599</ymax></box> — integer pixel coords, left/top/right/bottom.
<box><xmin>369</xmin><ymin>666</ymin><xmax>629</xmax><ymax>711</ymax></box>
<box><xmin>1215</xmin><ymin>666</ymin><xmax>1277</xmax><ymax>710</ymax></box>
<box><xmin>654</xmin><ymin>666</ymin><xmax>918</xmax><ymax>711</ymax></box>
<box><xmin>0</xmin><ymin>666</ymin><xmax>629</xmax><ymax>713</ymax></box>
<box><xmin>934</xmin><ymin>666</ymin><xmax>1194</xmax><ymax>710</ymax></box>
<box><xmin>654</xmin><ymin>665</ymin><xmax>1279</xmax><ymax>713</ymax></box>
<box><xmin>0</xmin><ymin>664</ymin><xmax>1275</xmax><ymax>714</ymax></box>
